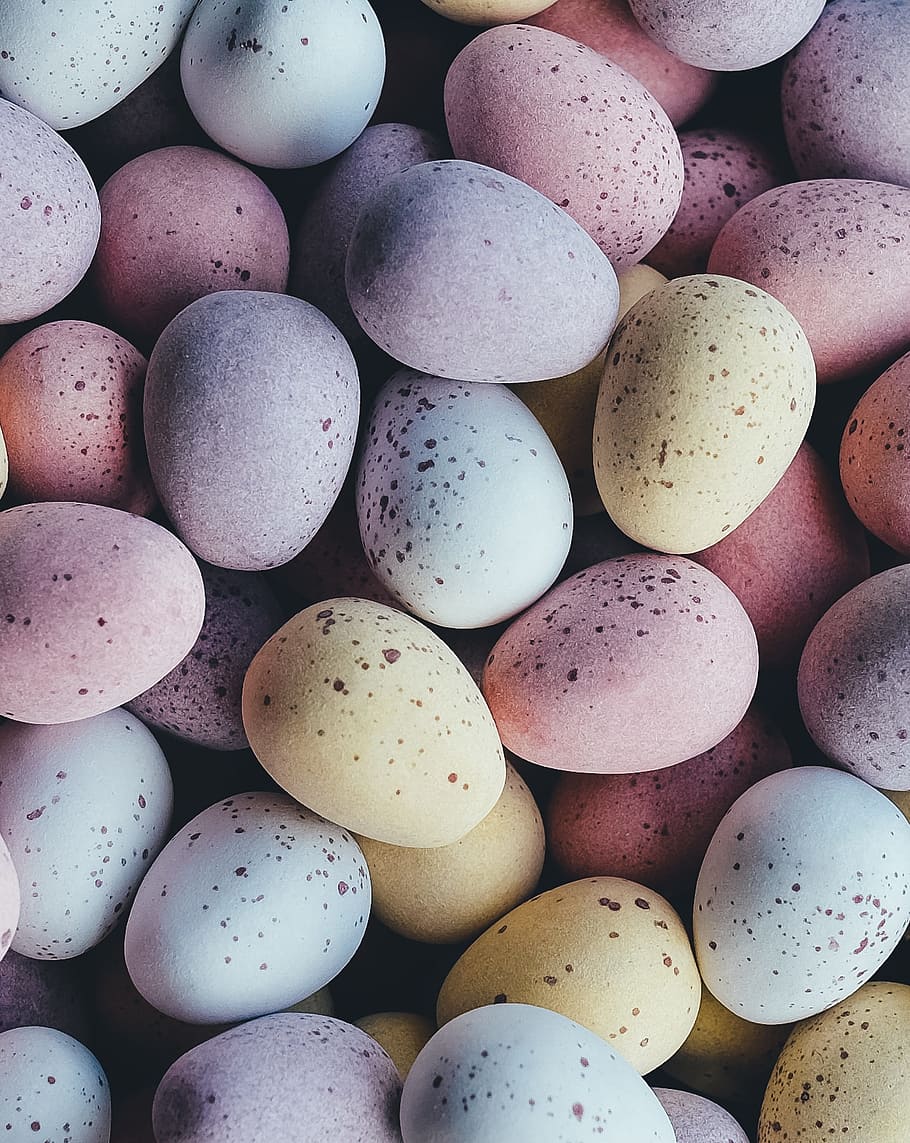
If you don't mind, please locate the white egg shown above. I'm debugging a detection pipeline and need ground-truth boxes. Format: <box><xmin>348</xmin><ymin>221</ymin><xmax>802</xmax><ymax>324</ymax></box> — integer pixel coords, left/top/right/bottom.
<box><xmin>180</xmin><ymin>0</ymin><xmax>386</xmax><ymax>168</ymax></box>
<box><xmin>401</xmin><ymin>1003</ymin><xmax>676</xmax><ymax>1141</ymax></box>
<box><xmin>0</xmin><ymin>1</ymin><xmax>196</xmax><ymax>129</ymax></box>
<box><xmin>0</xmin><ymin>710</ymin><xmax>173</xmax><ymax>961</ymax></box>
<box><xmin>0</xmin><ymin>1026</ymin><xmax>110</xmax><ymax>1143</ymax></box>
<box><xmin>357</xmin><ymin>371</ymin><xmax>573</xmax><ymax>628</ymax></box>
<box><xmin>124</xmin><ymin>791</ymin><xmax>370</xmax><ymax>1024</ymax></box>
<box><xmin>0</xmin><ymin>834</ymin><xmax>19</xmax><ymax>963</ymax></box>
<box><xmin>694</xmin><ymin>766</ymin><xmax>910</xmax><ymax>1024</ymax></box>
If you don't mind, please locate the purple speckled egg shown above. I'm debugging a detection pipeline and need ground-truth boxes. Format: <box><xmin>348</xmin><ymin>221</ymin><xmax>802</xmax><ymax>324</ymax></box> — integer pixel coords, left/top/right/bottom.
<box><xmin>0</xmin><ymin>950</ymin><xmax>92</xmax><ymax>1041</ymax></box>
<box><xmin>0</xmin><ymin>501</ymin><xmax>205</xmax><ymax>724</ymax></box>
<box><xmin>782</xmin><ymin>0</ymin><xmax>910</xmax><ymax>187</ymax></box>
<box><xmin>153</xmin><ymin>1012</ymin><xmax>402</xmax><ymax>1142</ymax></box>
<box><xmin>444</xmin><ymin>25</ymin><xmax>684</xmax><ymax>267</ymax></box>
<box><xmin>708</xmin><ymin>179</ymin><xmax>910</xmax><ymax>384</ymax></box>
<box><xmin>144</xmin><ymin>291</ymin><xmax>359</xmax><ymax>571</ymax></box>
<box><xmin>648</xmin><ymin>129</ymin><xmax>785</xmax><ymax>278</ymax></box>
<box><xmin>0</xmin><ymin>835</ymin><xmax>17</xmax><ymax>964</ymax></box>
<box><xmin>0</xmin><ymin>321</ymin><xmax>156</xmax><ymax>515</ymax></box>
<box><xmin>481</xmin><ymin>553</ymin><xmax>759</xmax><ymax>773</ymax></box>
<box><xmin>0</xmin><ymin>97</ymin><xmax>100</xmax><ymax>324</ymax></box>
<box><xmin>92</xmin><ymin>146</ymin><xmax>290</xmax><ymax>347</ymax></box>
<box><xmin>694</xmin><ymin>766</ymin><xmax>910</xmax><ymax>1023</ymax></box>
<box><xmin>653</xmin><ymin>1088</ymin><xmax>750</xmax><ymax>1143</ymax></box>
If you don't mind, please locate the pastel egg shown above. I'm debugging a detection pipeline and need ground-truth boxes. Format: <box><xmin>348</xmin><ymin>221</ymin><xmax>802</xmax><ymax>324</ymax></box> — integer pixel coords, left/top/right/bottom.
<box><xmin>419</xmin><ymin>0</ymin><xmax>557</xmax><ymax>22</ymax></box>
<box><xmin>242</xmin><ymin>598</ymin><xmax>506</xmax><ymax>847</ymax></box>
<box><xmin>0</xmin><ymin>950</ymin><xmax>92</xmax><ymax>1041</ymax></box>
<box><xmin>0</xmin><ymin>835</ymin><xmax>18</xmax><ymax>963</ymax></box>
<box><xmin>593</xmin><ymin>274</ymin><xmax>816</xmax><ymax>553</ymax></box>
<box><xmin>355</xmin><ymin>1012</ymin><xmax>436</xmax><ymax>1080</ymax></box>
<box><xmin>798</xmin><ymin>566</ymin><xmax>910</xmax><ymax>791</ymax></box>
<box><xmin>482</xmin><ymin>553</ymin><xmax>758</xmax><ymax>774</ymax></box>
<box><xmin>653</xmin><ymin>1088</ymin><xmax>750</xmax><ymax>1143</ymax></box>
<box><xmin>0</xmin><ymin>98</ymin><xmax>100</xmax><ymax>324</ymax></box>
<box><xmin>0</xmin><ymin>501</ymin><xmax>205</xmax><ymax>724</ymax></box>
<box><xmin>124</xmin><ymin>792</ymin><xmax>370</xmax><ymax>1024</ymax></box>
<box><xmin>345</xmin><ymin>159</ymin><xmax>619</xmax><ymax>384</ymax></box>
<box><xmin>694</xmin><ymin>442</ymin><xmax>870</xmax><ymax>669</ymax></box>
<box><xmin>357</xmin><ymin>371</ymin><xmax>572</xmax><ymax>628</ymax></box>
<box><xmin>143</xmin><ymin>291</ymin><xmax>359</xmax><ymax>571</ymax></box>
<box><xmin>0</xmin><ymin>321</ymin><xmax>156</xmax><ymax>514</ymax></box>
<box><xmin>444</xmin><ymin>25</ymin><xmax>684</xmax><ymax>267</ymax></box>
<box><xmin>782</xmin><ymin>0</ymin><xmax>910</xmax><ymax>186</ymax></box>
<box><xmin>693</xmin><ymin>766</ymin><xmax>910</xmax><ymax>1024</ymax></box>
<box><xmin>92</xmin><ymin>146</ymin><xmax>290</xmax><ymax>347</ymax></box>
<box><xmin>0</xmin><ymin>426</ymin><xmax>7</xmax><ymax>500</ymax></box>
<box><xmin>708</xmin><ymin>179</ymin><xmax>910</xmax><ymax>384</ymax></box>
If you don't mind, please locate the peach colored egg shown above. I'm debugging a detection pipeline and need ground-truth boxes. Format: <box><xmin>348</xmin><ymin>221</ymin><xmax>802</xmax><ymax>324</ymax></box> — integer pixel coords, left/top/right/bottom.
<box><xmin>708</xmin><ymin>179</ymin><xmax>910</xmax><ymax>384</ymax></box>
<box><xmin>444</xmin><ymin>25</ymin><xmax>683</xmax><ymax>267</ymax></box>
<box><xmin>0</xmin><ymin>321</ymin><xmax>156</xmax><ymax>514</ymax></box>
<box><xmin>694</xmin><ymin>442</ymin><xmax>870</xmax><ymax>669</ymax></box>
<box><xmin>482</xmin><ymin>553</ymin><xmax>758</xmax><ymax>774</ymax></box>
<box><xmin>0</xmin><ymin>835</ymin><xmax>18</xmax><ymax>964</ymax></box>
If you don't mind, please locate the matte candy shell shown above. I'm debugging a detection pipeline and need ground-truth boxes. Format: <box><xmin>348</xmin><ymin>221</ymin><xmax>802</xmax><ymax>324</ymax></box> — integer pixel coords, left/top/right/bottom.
<box><xmin>653</xmin><ymin>1089</ymin><xmax>749</xmax><ymax>1143</ymax></box>
<box><xmin>355</xmin><ymin>1013</ymin><xmax>436</xmax><ymax>1080</ymax></box>
<box><xmin>0</xmin><ymin>836</ymin><xmax>18</xmax><ymax>963</ymax></box>
<box><xmin>419</xmin><ymin>1</ymin><xmax>556</xmax><ymax>22</ymax></box>
<box><xmin>0</xmin><ymin>950</ymin><xmax>91</xmax><ymax>1041</ymax></box>
<box><xmin>0</xmin><ymin>426</ymin><xmax>6</xmax><ymax>500</ymax></box>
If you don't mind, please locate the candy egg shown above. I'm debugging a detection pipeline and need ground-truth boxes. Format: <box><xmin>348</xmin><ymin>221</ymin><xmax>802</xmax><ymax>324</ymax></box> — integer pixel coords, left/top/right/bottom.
<box><xmin>355</xmin><ymin>1012</ymin><xmax>436</xmax><ymax>1080</ymax></box>
<box><xmin>0</xmin><ymin>950</ymin><xmax>91</xmax><ymax>1041</ymax></box>
<box><xmin>0</xmin><ymin>835</ymin><xmax>18</xmax><ymax>963</ymax></box>
<box><xmin>653</xmin><ymin>1088</ymin><xmax>750</xmax><ymax>1143</ymax></box>
<box><xmin>419</xmin><ymin>0</ymin><xmax>556</xmax><ymax>22</ymax></box>
<box><xmin>0</xmin><ymin>425</ymin><xmax>7</xmax><ymax>500</ymax></box>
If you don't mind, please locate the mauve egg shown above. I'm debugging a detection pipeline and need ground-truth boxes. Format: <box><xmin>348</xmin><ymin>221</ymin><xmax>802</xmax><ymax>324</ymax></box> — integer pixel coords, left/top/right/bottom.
<box><xmin>444</xmin><ymin>25</ymin><xmax>684</xmax><ymax>267</ymax></box>
<box><xmin>0</xmin><ymin>836</ymin><xmax>17</xmax><ymax>964</ymax></box>
<box><xmin>143</xmin><ymin>291</ymin><xmax>359</xmax><ymax>571</ymax></box>
<box><xmin>653</xmin><ymin>1088</ymin><xmax>750</xmax><ymax>1143</ymax></box>
<box><xmin>0</xmin><ymin>950</ymin><xmax>91</xmax><ymax>1041</ymax></box>
<box><xmin>0</xmin><ymin>501</ymin><xmax>205</xmax><ymax>724</ymax></box>
<box><xmin>708</xmin><ymin>179</ymin><xmax>910</xmax><ymax>384</ymax></box>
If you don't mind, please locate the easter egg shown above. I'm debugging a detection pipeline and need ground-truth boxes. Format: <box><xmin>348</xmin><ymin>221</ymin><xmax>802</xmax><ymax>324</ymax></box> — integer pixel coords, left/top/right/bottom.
<box><xmin>355</xmin><ymin>1012</ymin><xmax>436</xmax><ymax>1080</ymax></box>
<box><xmin>0</xmin><ymin>835</ymin><xmax>18</xmax><ymax>964</ymax></box>
<box><xmin>0</xmin><ymin>951</ymin><xmax>91</xmax><ymax>1041</ymax></box>
<box><xmin>653</xmin><ymin>1088</ymin><xmax>750</xmax><ymax>1143</ymax></box>
<box><xmin>0</xmin><ymin>426</ymin><xmax>7</xmax><ymax>500</ymax></box>
<box><xmin>419</xmin><ymin>0</ymin><xmax>556</xmax><ymax>22</ymax></box>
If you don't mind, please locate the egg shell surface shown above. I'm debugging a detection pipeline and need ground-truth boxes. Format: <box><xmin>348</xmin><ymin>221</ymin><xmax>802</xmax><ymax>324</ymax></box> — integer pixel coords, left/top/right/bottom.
<box><xmin>355</xmin><ymin>1012</ymin><xmax>436</xmax><ymax>1080</ymax></box>
<box><xmin>0</xmin><ymin>951</ymin><xmax>91</xmax><ymax>1042</ymax></box>
<box><xmin>420</xmin><ymin>0</ymin><xmax>557</xmax><ymax>22</ymax></box>
<box><xmin>0</xmin><ymin>427</ymin><xmax>7</xmax><ymax>499</ymax></box>
<box><xmin>653</xmin><ymin>1088</ymin><xmax>749</xmax><ymax>1143</ymax></box>
<box><xmin>0</xmin><ymin>835</ymin><xmax>18</xmax><ymax>963</ymax></box>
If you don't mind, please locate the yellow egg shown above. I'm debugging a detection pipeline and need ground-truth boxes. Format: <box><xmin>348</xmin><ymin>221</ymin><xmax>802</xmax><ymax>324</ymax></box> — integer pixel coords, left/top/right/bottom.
<box><xmin>355</xmin><ymin>1012</ymin><xmax>436</xmax><ymax>1079</ymax></box>
<box><xmin>357</xmin><ymin>762</ymin><xmax>545</xmax><ymax>944</ymax></box>
<box><xmin>759</xmin><ymin>982</ymin><xmax>910</xmax><ymax>1142</ymax></box>
<box><xmin>436</xmin><ymin>876</ymin><xmax>700</xmax><ymax>1074</ymax></box>
<box><xmin>0</xmin><ymin>423</ymin><xmax>7</xmax><ymax>499</ymax></box>
<box><xmin>242</xmin><ymin>598</ymin><xmax>506</xmax><ymax>847</ymax></box>
<box><xmin>287</xmin><ymin>986</ymin><xmax>334</xmax><ymax>1017</ymax></box>
<box><xmin>662</xmin><ymin>987</ymin><xmax>791</xmax><ymax>1104</ymax></box>
<box><xmin>593</xmin><ymin>274</ymin><xmax>815</xmax><ymax>553</ymax></box>
<box><xmin>617</xmin><ymin>265</ymin><xmax>670</xmax><ymax>318</ymax></box>
<box><xmin>419</xmin><ymin>0</ymin><xmax>556</xmax><ymax>24</ymax></box>
<box><xmin>887</xmin><ymin>788</ymin><xmax>910</xmax><ymax>823</ymax></box>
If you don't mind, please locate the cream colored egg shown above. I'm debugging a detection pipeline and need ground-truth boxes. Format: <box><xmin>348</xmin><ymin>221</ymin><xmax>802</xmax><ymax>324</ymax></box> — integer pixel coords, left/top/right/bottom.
<box><xmin>436</xmin><ymin>876</ymin><xmax>700</xmax><ymax>1074</ymax></box>
<box><xmin>419</xmin><ymin>0</ymin><xmax>556</xmax><ymax>25</ymax></box>
<box><xmin>617</xmin><ymin>265</ymin><xmax>670</xmax><ymax>317</ymax></box>
<box><xmin>357</xmin><ymin>763</ymin><xmax>545</xmax><ymax>944</ymax></box>
<box><xmin>593</xmin><ymin>274</ymin><xmax>815</xmax><ymax>553</ymax></box>
<box><xmin>356</xmin><ymin>1012</ymin><xmax>436</xmax><ymax>1079</ymax></box>
<box><xmin>242</xmin><ymin>598</ymin><xmax>506</xmax><ymax>848</ymax></box>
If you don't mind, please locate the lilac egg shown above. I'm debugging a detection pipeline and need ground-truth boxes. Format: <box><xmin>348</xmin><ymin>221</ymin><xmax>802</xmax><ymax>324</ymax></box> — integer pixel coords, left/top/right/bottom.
<box><xmin>0</xmin><ymin>950</ymin><xmax>92</xmax><ymax>1041</ymax></box>
<box><xmin>653</xmin><ymin>1088</ymin><xmax>750</xmax><ymax>1143</ymax></box>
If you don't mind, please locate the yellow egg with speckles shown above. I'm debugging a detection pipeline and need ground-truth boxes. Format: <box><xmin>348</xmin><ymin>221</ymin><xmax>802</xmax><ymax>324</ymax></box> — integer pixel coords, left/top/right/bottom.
<box><xmin>356</xmin><ymin>1012</ymin><xmax>436</xmax><ymax>1079</ymax></box>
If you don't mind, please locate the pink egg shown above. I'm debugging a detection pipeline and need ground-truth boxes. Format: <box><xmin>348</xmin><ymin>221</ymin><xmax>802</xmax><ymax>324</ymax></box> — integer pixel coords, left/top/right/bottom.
<box><xmin>481</xmin><ymin>553</ymin><xmax>759</xmax><ymax>773</ymax></box>
<box><xmin>0</xmin><ymin>321</ymin><xmax>156</xmax><ymax>515</ymax></box>
<box><xmin>708</xmin><ymin>179</ymin><xmax>910</xmax><ymax>384</ymax></box>
<box><xmin>444</xmin><ymin>24</ymin><xmax>684</xmax><ymax>267</ymax></box>
<box><xmin>0</xmin><ymin>834</ymin><xmax>19</xmax><ymax>963</ymax></box>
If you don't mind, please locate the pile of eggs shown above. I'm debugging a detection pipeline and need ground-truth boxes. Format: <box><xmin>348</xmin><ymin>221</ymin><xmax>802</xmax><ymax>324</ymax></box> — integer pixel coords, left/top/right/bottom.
<box><xmin>0</xmin><ymin>0</ymin><xmax>908</xmax><ymax>1140</ymax></box>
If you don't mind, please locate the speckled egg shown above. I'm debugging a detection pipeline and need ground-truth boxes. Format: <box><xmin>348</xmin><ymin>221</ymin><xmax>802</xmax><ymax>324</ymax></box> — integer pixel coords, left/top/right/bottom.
<box><xmin>708</xmin><ymin>179</ymin><xmax>910</xmax><ymax>384</ymax></box>
<box><xmin>0</xmin><ymin>426</ymin><xmax>7</xmax><ymax>500</ymax></box>
<box><xmin>357</xmin><ymin>371</ymin><xmax>572</xmax><ymax>628</ymax></box>
<box><xmin>345</xmin><ymin>159</ymin><xmax>619</xmax><ymax>384</ymax></box>
<box><xmin>437</xmin><ymin>876</ymin><xmax>701</xmax><ymax>1074</ymax></box>
<box><xmin>694</xmin><ymin>442</ymin><xmax>870</xmax><ymax>669</ymax></box>
<box><xmin>152</xmin><ymin>1013</ymin><xmax>402</xmax><ymax>1142</ymax></box>
<box><xmin>0</xmin><ymin>1027</ymin><xmax>110</xmax><ymax>1143</ymax></box>
<box><xmin>92</xmin><ymin>146</ymin><xmax>290</xmax><ymax>347</ymax></box>
<box><xmin>627</xmin><ymin>0</ymin><xmax>824</xmax><ymax>70</ymax></box>
<box><xmin>0</xmin><ymin>710</ymin><xmax>172</xmax><ymax>960</ymax></box>
<box><xmin>403</xmin><ymin>1004</ymin><xmax>675</xmax><ymax>1140</ymax></box>
<box><xmin>547</xmin><ymin>705</ymin><xmax>792</xmax><ymax>896</ymax></box>
<box><xmin>180</xmin><ymin>0</ymin><xmax>386</xmax><ymax>169</ymax></box>
<box><xmin>419</xmin><ymin>0</ymin><xmax>556</xmax><ymax>21</ymax></box>
<box><xmin>527</xmin><ymin>0</ymin><xmax>717</xmax><ymax>127</ymax></box>
<box><xmin>798</xmin><ymin>566</ymin><xmax>910</xmax><ymax>791</ymax></box>
<box><xmin>0</xmin><ymin>1</ymin><xmax>195</xmax><ymax>129</ymax></box>
<box><xmin>0</xmin><ymin>321</ymin><xmax>156</xmax><ymax>514</ymax></box>
<box><xmin>0</xmin><ymin>835</ymin><xmax>18</xmax><ymax>963</ymax></box>
<box><xmin>0</xmin><ymin>951</ymin><xmax>91</xmax><ymax>1041</ymax></box>
<box><xmin>445</xmin><ymin>25</ymin><xmax>683</xmax><ymax>267</ymax></box>
<box><xmin>355</xmin><ymin>1012</ymin><xmax>436</xmax><ymax>1080</ymax></box>
<box><xmin>357</xmin><ymin>762</ymin><xmax>544</xmax><ymax>944</ymax></box>
<box><xmin>125</xmin><ymin>792</ymin><xmax>370</xmax><ymax>1024</ymax></box>
<box><xmin>759</xmin><ymin>982</ymin><xmax>910</xmax><ymax>1143</ymax></box>
<box><xmin>143</xmin><ymin>291</ymin><xmax>359</xmax><ymax>571</ymax></box>
<box><xmin>648</xmin><ymin>129</ymin><xmax>785</xmax><ymax>278</ymax></box>
<box><xmin>840</xmin><ymin>349</ymin><xmax>910</xmax><ymax>555</ymax></box>
<box><xmin>127</xmin><ymin>563</ymin><xmax>286</xmax><ymax>751</ymax></box>
<box><xmin>292</xmin><ymin>123</ymin><xmax>448</xmax><ymax>349</ymax></box>
<box><xmin>243</xmin><ymin>598</ymin><xmax>506</xmax><ymax>847</ymax></box>
<box><xmin>654</xmin><ymin>1088</ymin><xmax>749</xmax><ymax>1143</ymax></box>
<box><xmin>593</xmin><ymin>274</ymin><xmax>815</xmax><ymax>553</ymax></box>
<box><xmin>782</xmin><ymin>0</ymin><xmax>910</xmax><ymax>186</ymax></box>
<box><xmin>0</xmin><ymin>98</ymin><xmax>100</xmax><ymax>324</ymax></box>
<box><xmin>0</xmin><ymin>501</ymin><xmax>205</xmax><ymax>724</ymax></box>
<box><xmin>694</xmin><ymin>766</ymin><xmax>910</xmax><ymax>1024</ymax></box>
<box><xmin>482</xmin><ymin>553</ymin><xmax>759</xmax><ymax>773</ymax></box>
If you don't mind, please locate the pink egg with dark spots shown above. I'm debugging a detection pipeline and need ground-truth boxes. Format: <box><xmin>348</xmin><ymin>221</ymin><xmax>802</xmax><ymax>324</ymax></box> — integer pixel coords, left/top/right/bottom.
<box><xmin>444</xmin><ymin>24</ymin><xmax>684</xmax><ymax>267</ymax></box>
<box><xmin>92</xmin><ymin>146</ymin><xmax>289</xmax><ymax>347</ymax></box>
<box><xmin>653</xmin><ymin>1088</ymin><xmax>750</xmax><ymax>1143</ymax></box>
<box><xmin>0</xmin><ymin>321</ymin><xmax>156</xmax><ymax>515</ymax></box>
<box><xmin>0</xmin><ymin>835</ymin><xmax>18</xmax><ymax>964</ymax></box>
<box><xmin>481</xmin><ymin>553</ymin><xmax>758</xmax><ymax>773</ymax></box>
<box><xmin>708</xmin><ymin>179</ymin><xmax>910</xmax><ymax>383</ymax></box>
